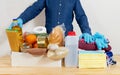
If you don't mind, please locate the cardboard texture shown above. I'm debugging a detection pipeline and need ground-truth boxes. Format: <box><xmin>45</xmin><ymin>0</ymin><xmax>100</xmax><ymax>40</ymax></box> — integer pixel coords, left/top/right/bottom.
<box><xmin>11</xmin><ymin>52</ymin><xmax>61</xmax><ymax>67</ymax></box>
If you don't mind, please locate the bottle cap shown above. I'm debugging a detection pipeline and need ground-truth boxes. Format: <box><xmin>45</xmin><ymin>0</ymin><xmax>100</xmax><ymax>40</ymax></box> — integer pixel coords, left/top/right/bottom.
<box><xmin>67</xmin><ymin>31</ymin><xmax>76</xmax><ymax>36</ymax></box>
<box><xmin>12</xmin><ymin>19</ymin><xmax>18</xmax><ymax>26</ymax></box>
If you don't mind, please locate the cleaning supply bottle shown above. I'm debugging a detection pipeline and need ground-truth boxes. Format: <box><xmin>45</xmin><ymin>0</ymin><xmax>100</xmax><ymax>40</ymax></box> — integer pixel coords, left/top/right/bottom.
<box><xmin>65</xmin><ymin>31</ymin><xmax>79</xmax><ymax>67</ymax></box>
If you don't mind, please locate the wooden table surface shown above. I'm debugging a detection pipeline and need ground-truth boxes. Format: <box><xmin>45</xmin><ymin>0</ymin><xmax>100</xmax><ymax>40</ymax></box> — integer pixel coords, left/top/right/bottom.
<box><xmin>0</xmin><ymin>55</ymin><xmax>120</xmax><ymax>75</ymax></box>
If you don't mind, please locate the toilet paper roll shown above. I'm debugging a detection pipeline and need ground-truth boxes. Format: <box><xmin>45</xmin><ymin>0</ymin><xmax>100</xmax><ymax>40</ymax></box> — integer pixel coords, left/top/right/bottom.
<box><xmin>33</xmin><ymin>26</ymin><xmax>47</xmax><ymax>34</ymax></box>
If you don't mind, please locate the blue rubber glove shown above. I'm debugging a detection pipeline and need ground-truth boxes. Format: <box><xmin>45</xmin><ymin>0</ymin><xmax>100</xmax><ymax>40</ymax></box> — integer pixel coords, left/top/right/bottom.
<box><xmin>9</xmin><ymin>18</ymin><xmax>23</xmax><ymax>29</ymax></box>
<box><xmin>95</xmin><ymin>38</ymin><xmax>108</xmax><ymax>50</ymax></box>
<box><xmin>80</xmin><ymin>33</ymin><xmax>94</xmax><ymax>43</ymax></box>
<box><xmin>93</xmin><ymin>32</ymin><xmax>108</xmax><ymax>50</ymax></box>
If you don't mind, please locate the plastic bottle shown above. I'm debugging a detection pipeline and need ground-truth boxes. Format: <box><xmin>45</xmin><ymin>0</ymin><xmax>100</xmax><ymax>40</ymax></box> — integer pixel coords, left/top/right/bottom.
<box><xmin>12</xmin><ymin>19</ymin><xmax>23</xmax><ymax>51</ymax></box>
<box><xmin>65</xmin><ymin>31</ymin><xmax>79</xmax><ymax>67</ymax></box>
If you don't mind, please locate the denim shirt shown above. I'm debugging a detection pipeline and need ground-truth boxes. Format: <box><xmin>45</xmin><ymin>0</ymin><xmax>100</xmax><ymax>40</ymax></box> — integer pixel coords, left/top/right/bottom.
<box><xmin>18</xmin><ymin>0</ymin><xmax>91</xmax><ymax>35</ymax></box>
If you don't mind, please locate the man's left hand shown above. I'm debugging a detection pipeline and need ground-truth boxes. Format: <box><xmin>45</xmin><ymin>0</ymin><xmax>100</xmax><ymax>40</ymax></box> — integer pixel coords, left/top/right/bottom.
<box><xmin>79</xmin><ymin>33</ymin><xmax>94</xmax><ymax>43</ymax></box>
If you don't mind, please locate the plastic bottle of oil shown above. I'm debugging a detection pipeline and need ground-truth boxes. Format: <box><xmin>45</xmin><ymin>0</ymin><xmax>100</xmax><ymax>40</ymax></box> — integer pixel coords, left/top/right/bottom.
<box><xmin>12</xmin><ymin>19</ymin><xmax>23</xmax><ymax>51</ymax></box>
<box><xmin>12</xmin><ymin>19</ymin><xmax>22</xmax><ymax>32</ymax></box>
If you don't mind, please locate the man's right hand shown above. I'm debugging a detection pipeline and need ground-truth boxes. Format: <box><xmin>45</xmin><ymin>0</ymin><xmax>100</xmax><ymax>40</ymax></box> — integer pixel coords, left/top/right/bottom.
<box><xmin>9</xmin><ymin>18</ymin><xmax>23</xmax><ymax>29</ymax></box>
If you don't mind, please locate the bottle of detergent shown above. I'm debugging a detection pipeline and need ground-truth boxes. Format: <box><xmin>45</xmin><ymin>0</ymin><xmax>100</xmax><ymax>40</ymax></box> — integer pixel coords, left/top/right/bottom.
<box><xmin>65</xmin><ymin>31</ymin><xmax>79</xmax><ymax>67</ymax></box>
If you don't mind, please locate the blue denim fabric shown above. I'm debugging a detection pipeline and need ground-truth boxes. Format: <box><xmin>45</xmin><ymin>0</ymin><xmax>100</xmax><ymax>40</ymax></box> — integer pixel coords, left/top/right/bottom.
<box><xmin>18</xmin><ymin>0</ymin><xmax>91</xmax><ymax>35</ymax></box>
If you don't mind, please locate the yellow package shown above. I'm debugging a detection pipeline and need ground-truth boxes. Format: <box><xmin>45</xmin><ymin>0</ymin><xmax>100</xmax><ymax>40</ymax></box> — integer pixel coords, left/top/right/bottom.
<box><xmin>6</xmin><ymin>27</ymin><xmax>23</xmax><ymax>52</ymax></box>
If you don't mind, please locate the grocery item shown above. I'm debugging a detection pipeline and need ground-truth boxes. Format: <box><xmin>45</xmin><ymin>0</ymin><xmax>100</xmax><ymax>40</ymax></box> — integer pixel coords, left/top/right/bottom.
<box><xmin>33</xmin><ymin>42</ymin><xmax>38</xmax><ymax>48</ymax></box>
<box><xmin>33</xmin><ymin>26</ymin><xmax>47</xmax><ymax>34</ymax></box>
<box><xmin>25</xmin><ymin>34</ymin><xmax>37</xmax><ymax>44</ymax></box>
<box><xmin>6</xmin><ymin>29</ymin><xmax>21</xmax><ymax>52</ymax></box>
<box><xmin>20</xmin><ymin>42</ymin><xmax>32</xmax><ymax>52</ymax></box>
<box><xmin>47</xmin><ymin>44</ymin><xmax>59</xmax><ymax>51</ymax></box>
<box><xmin>48</xmin><ymin>26</ymin><xmax>64</xmax><ymax>46</ymax></box>
<box><xmin>37</xmin><ymin>33</ymin><xmax>48</xmax><ymax>48</ymax></box>
<box><xmin>47</xmin><ymin>47</ymin><xmax>68</xmax><ymax>60</ymax></box>
<box><xmin>6</xmin><ymin>20</ymin><xmax>23</xmax><ymax>52</ymax></box>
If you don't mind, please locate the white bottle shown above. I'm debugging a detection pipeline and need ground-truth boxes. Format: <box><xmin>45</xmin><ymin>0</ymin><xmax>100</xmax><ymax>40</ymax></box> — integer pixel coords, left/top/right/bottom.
<box><xmin>65</xmin><ymin>31</ymin><xmax>79</xmax><ymax>67</ymax></box>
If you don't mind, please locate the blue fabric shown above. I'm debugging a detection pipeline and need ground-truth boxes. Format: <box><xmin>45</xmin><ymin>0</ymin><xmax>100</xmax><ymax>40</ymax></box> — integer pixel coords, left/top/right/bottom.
<box><xmin>106</xmin><ymin>51</ymin><xmax>113</xmax><ymax>58</ymax></box>
<box><xmin>18</xmin><ymin>0</ymin><xmax>91</xmax><ymax>35</ymax></box>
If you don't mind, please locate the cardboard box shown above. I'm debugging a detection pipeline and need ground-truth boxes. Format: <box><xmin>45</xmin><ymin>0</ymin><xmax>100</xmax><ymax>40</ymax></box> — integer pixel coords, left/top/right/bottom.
<box><xmin>11</xmin><ymin>52</ymin><xmax>61</xmax><ymax>67</ymax></box>
<box><xmin>79</xmin><ymin>50</ymin><xmax>107</xmax><ymax>68</ymax></box>
<box><xmin>6</xmin><ymin>29</ymin><xmax>61</xmax><ymax>67</ymax></box>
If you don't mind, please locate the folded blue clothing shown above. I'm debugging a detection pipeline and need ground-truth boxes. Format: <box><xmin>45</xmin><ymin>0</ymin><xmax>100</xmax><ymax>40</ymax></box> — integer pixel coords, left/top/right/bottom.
<box><xmin>106</xmin><ymin>51</ymin><xmax>113</xmax><ymax>57</ymax></box>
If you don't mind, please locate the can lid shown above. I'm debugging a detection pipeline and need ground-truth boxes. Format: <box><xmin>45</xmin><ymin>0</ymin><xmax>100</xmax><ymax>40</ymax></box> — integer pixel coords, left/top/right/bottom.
<box><xmin>67</xmin><ymin>31</ymin><xmax>76</xmax><ymax>36</ymax></box>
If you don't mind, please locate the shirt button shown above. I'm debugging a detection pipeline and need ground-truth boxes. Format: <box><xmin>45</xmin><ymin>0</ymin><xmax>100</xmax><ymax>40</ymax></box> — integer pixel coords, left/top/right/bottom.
<box><xmin>59</xmin><ymin>4</ymin><xmax>62</xmax><ymax>6</ymax></box>
<box><xmin>57</xmin><ymin>22</ymin><xmax>60</xmax><ymax>24</ymax></box>
<box><xmin>58</xmin><ymin>12</ymin><xmax>61</xmax><ymax>15</ymax></box>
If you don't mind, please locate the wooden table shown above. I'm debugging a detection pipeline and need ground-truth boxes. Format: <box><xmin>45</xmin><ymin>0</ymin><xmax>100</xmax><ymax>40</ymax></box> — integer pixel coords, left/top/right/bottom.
<box><xmin>0</xmin><ymin>55</ymin><xmax>119</xmax><ymax>75</ymax></box>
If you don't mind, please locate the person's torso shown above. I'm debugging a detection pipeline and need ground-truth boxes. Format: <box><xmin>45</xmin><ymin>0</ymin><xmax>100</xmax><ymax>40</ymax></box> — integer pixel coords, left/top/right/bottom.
<box><xmin>45</xmin><ymin>0</ymin><xmax>76</xmax><ymax>35</ymax></box>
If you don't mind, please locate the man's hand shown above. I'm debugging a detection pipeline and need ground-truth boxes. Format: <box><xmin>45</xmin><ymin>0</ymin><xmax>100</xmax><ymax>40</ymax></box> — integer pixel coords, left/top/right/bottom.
<box><xmin>9</xmin><ymin>18</ymin><xmax>23</xmax><ymax>29</ymax></box>
<box><xmin>93</xmin><ymin>32</ymin><xmax>108</xmax><ymax>50</ymax></box>
<box><xmin>95</xmin><ymin>38</ymin><xmax>108</xmax><ymax>50</ymax></box>
<box><xmin>80</xmin><ymin>33</ymin><xmax>94</xmax><ymax>43</ymax></box>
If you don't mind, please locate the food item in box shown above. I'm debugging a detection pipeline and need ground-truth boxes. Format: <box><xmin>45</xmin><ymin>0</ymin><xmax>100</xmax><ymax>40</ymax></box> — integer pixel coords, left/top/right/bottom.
<box><xmin>47</xmin><ymin>47</ymin><xmax>68</xmax><ymax>60</ymax></box>
<box><xmin>20</xmin><ymin>42</ymin><xmax>32</xmax><ymax>52</ymax></box>
<box><xmin>12</xmin><ymin>19</ymin><xmax>23</xmax><ymax>45</ymax></box>
<box><xmin>47</xmin><ymin>44</ymin><xmax>59</xmax><ymax>50</ymax></box>
<box><xmin>6</xmin><ymin>25</ymin><xmax>23</xmax><ymax>52</ymax></box>
<box><xmin>33</xmin><ymin>26</ymin><xmax>47</xmax><ymax>34</ymax></box>
<box><xmin>37</xmin><ymin>33</ymin><xmax>48</xmax><ymax>48</ymax></box>
<box><xmin>6</xmin><ymin>29</ymin><xmax>20</xmax><ymax>52</ymax></box>
<box><xmin>21</xmin><ymin>42</ymin><xmax>47</xmax><ymax>55</ymax></box>
<box><xmin>25</xmin><ymin>34</ymin><xmax>37</xmax><ymax>44</ymax></box>
<box><xmin>27</xmin><ymin>48</ymin><xmax>47</xmax><ymax>55</ymax></box>
<box><xmin>33</xmin><ymin>42</ymin><xmax>38</xmax><ymax>48</ymax></box>
<box><xmin>48</xmin><ymin>26</ymin><xmax>64</xmax><ymax>46</ymax></box>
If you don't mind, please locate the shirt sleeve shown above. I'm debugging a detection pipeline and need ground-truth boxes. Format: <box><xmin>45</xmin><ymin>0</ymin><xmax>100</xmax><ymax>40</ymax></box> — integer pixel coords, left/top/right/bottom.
<box><xmin>73</xmin><ymin>0</ymin><xmax>91</xmax><ymax>34</ymax></box>
<box><xmin>18</xmin><ymin>0</ymin><xmax>45</xmax><ymax>24</ymax></box>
